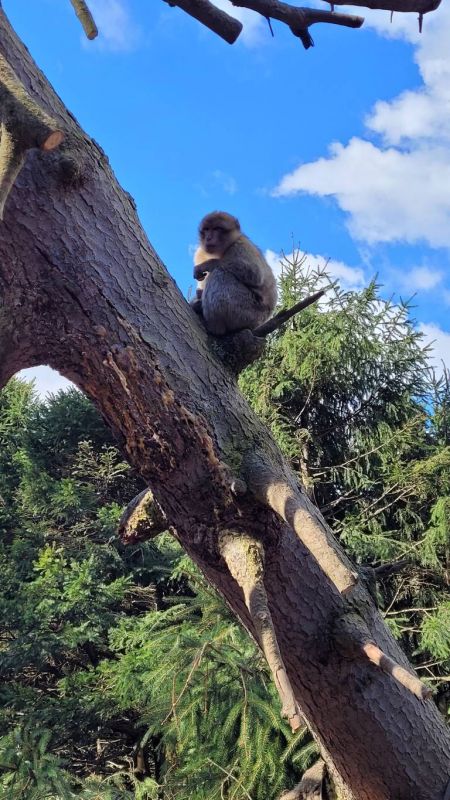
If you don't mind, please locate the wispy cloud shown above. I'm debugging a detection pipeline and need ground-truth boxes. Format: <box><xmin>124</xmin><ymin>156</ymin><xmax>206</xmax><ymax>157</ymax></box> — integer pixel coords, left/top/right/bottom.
<box><xmin>401</xmin><ymin>266</ymin><xmax>444</xmax><ymax>292</ymax></box>
<box><xmin>212</xmin><ymin>170</ymin><xmax>238</xmax><ymax>195</ymax></box>
<box><xmin>84</xmin><ymin>0</ymin><xmax>141</xmax><ymax>53</ymax></box>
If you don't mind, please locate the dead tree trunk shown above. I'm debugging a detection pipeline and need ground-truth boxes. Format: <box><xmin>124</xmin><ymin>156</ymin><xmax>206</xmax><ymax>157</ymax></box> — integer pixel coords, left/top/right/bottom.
<box><xmin>0</xmin><ymin>9</ymin><xmax>449</xmax><ymax>799</ymax></box>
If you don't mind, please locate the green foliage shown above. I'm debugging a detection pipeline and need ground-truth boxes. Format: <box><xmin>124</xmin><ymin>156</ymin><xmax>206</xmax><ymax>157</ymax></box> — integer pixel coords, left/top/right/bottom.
<box><xmin>1</xmin><ymin>250</ymin><xmax>450</xmax><ymax>797</ymax></box>
<box><xmin>242</xmin><ymin>251</ymin><xmax>450</xmax><ymax>704</ymax></box>
<box><xmin>0</xmin><ymin>380</ymin><xmax>314</xmax><ymax>799</ymax></box>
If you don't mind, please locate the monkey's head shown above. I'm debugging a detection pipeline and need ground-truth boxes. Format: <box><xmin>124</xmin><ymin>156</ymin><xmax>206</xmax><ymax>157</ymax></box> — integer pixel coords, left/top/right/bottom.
<box><xmin>199</xmin><ymin>211</ymin><xmax>241</xmax><ymax>256</ymax></box>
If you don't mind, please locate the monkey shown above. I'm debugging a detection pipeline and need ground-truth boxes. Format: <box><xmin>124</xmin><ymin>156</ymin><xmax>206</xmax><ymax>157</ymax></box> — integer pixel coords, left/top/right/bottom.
<box><xmin>190</xmin><ymin>211</ymin><xmax>277</xmax><ymax>336</ymax></box>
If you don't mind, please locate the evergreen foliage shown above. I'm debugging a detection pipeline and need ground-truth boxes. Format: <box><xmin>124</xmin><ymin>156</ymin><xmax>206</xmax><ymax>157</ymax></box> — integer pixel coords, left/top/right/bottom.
<box><xmin>241</xmin><ymin>251</ymin><xmax>450</xmax><ymax>708</ymax></box>
<box><xmin>0</xmin><ymin>381</ymin><xmax>313</xmax><ymax>799</ymax></box>
<box><xmin>0</xmin><ymin>252</ymin><xmax>449</xmax><ymax>797</ymax></box>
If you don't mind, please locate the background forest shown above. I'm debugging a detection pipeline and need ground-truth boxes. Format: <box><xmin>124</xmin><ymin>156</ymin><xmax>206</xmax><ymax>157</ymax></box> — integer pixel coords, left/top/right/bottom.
<box><xmin>0</xmin><ymin>260</ymin><xmax>449</xmax><ymax>800</ymax></box>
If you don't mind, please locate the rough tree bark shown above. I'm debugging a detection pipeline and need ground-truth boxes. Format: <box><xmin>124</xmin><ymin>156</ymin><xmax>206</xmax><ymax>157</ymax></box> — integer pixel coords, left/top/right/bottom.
<box><xmin>0</xmin><ymin>8</ymin><xmax>449</xmax><ymax>800</ymax></box>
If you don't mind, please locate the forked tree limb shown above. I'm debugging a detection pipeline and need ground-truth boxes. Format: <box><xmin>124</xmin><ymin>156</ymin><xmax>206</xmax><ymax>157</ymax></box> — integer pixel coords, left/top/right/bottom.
<box><xmin>162</xmin><ymin>0</ymin><xmax>243</xmax><ymax>44</ymax></box>
<box><xmin>69</xmin><ymin>0</ymin><xmax>98</xmax><ymax>40</ymax></box>
<box><xmin>232</xmin><ymin>0</ymin><xmax>364</xmax><ymax>49</ymax></box>
<box><xmin>334</xmin><ymin>613</ymin><xmax>432</xmax><ymax>701</ymax></box>
<box><xmin>253</xmin><ymin>289</ymin><xmax>325</xmax><ymax>337</ymax></box>
<box><xmin>219</xmin><ymin>531</ymin><xmax>302</xmax><ymax>731</ymax></box>
<box><xmin>164</xmin><ymin>0</ymin><xmax>363</xmax><ymax>49</ymax></box>
<box><xmin>0</xmin><ymin>53</ymin><xmax>64</xmax><ymax>219</ymax></box>
<box><xmin>244</xmin><ymin>457</ymin><xmax>358</xmax><ymax>595</ymax></box>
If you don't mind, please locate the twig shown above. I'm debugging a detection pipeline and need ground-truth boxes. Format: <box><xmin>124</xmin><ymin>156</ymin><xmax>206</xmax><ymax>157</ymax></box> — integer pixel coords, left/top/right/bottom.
<box><xmin>206</xmin><ymin>758</ymin><xmax>253</xmax><ymax>800</ymax></box>
<box><xmin>69</xmin><ymin>0</ymin><xmax>98</xmax><ymax>39</ymax></box>
<box><xmin>253</xmin><ymin>289</ymin><xmax>324</xmax><ymax>337</ymax></box>
<box><xmin>162</xmin><ymin>0</ymin><xmax>243</xmax><ymax>44</ymax></box>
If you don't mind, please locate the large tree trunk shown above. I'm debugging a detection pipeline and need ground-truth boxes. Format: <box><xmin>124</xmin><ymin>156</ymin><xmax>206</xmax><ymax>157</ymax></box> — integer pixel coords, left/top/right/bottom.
<box><xmin>0</xmin><ymin>9</ymin><xmax>449</xmax><ymax>799</ymax></box>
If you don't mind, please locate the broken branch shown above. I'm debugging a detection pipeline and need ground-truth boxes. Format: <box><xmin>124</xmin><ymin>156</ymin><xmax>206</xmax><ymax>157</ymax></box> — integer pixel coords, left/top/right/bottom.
<box><xmin>118</xmin><ymin>488</ymin><xmax>168</xmax><ymax>543</ymax></box>
<box><xmin>219</xmin><ymin>531</ymin><xmax>302</xmax><ymax>731</ymax></box>
<box><xmin>0</xmin><ymin>53</ymin><xmax>64</xmax><ymax>219</ymax></box>
<box><xmin>334</xmin><ymin>613</ymin><xmax>432</xmax><ymax>700</ymax></box>
<box><xmin>231</xmin><ymin>0</ymin><xmax>364</xmax><ymax>49</ymax></box>
<box><xmin>245</xmin><ymin>457</ymin><xmax>358</xmax><ymax>595</ymax></box>
<box><xmin>253</xmin><ymin>289</ymin><xmax>325</xmax><ymax>337</ymax></box>
<box><xmin>162</xmin><ymin>0</ymin><xmax>243</xmax><ymax>44</ymax></box>
<box><xmin>69</xmin><ymin>0</ymin><xmax>98</xmax><ymax>40</ymax></box>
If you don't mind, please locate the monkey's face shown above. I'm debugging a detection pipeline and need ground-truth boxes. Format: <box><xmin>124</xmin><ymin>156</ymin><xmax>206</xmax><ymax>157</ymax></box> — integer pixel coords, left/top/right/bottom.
<box><xmin>199</xmin><ymin>212</ymin><xmax>240</xmax><ymax>256</ymax></box>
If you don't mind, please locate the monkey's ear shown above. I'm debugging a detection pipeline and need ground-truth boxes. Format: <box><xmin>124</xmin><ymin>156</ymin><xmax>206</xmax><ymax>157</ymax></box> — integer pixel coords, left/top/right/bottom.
<box><xmin>234</xmin><ymin>217</ymin><xmax>241</xmax><ymax>230</ymax></box>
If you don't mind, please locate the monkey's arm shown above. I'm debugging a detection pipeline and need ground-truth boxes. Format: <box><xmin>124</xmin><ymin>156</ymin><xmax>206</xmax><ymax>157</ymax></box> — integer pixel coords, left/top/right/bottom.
<box><xmin>194</xmin><ymin>258</ymin><xmax>220</xmax><ymax>280</ymax></box>
<box><xmin>222</xmin><ymin>240</ymin><xmax>267</xmax><ymax>288</ymax></box>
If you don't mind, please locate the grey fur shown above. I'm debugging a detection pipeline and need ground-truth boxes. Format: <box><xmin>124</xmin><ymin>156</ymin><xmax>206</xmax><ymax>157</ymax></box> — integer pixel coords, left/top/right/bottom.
<box><xmin>198</xmin><ymin>235</ymin><xmax>277</xmax><ymax>335</ymax></box>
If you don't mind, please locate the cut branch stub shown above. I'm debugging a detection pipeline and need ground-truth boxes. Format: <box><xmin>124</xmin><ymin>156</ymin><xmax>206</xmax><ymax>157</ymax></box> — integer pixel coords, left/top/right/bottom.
<box><xmin>69</xmin><ymin>0</ymin><xmax>99</xmax><ymax>40</ymax></box>
<box><xmin>219</xmin><ymin>531</ymin><xmax>302</xmax><ymax>732</ymax></box>
<box><xmin>163</xmin><ymin>0</ymin><xmax>243</xmax><ymax>44</ymax></box>
<box><xmin>0</xmin><ymin>53</ymin><xmax>64</xmax><ymax>219</ymax></box>
<box><xmin>119</xmin><ymin>488</ymin><xmax>168</xmax><ymax>544</ymax></box>
<box><xmin>334</xmin><ymin>612</ymin><xmax>432</xmax><ymax>701</ymax></box>
<box><xmin>245</xmin><ymin>458</ymin><xmax>357</xmax><ymax>595</ymax></box>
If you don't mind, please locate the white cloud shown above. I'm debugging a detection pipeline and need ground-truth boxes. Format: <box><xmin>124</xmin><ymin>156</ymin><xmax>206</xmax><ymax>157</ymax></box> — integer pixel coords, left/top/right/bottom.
<box><xmin>402</xmin><ymin>266</ymin><xmax>444</xmax><ymax>291</ymax></box>
<box><xmin>274</xmin><ymin>139</ymin><xmax>450</xmax><ymax>247</ymax></box>
<box><xmin>17</xmin><ymin>367</ymin><xmax>73</xmax><ymax>398</ymax></box>
<box><xmin>85</xmin><ymin>0</ymin><xmax>141</xmax><ymax>52</ymax></box>
<box><xmin>273</xmin><ymin>5</ymin><xmax>450</xmax><ymax>248</ymax></box>
<box><xmin>212</xmin><ymin>0</ymin><xmax>266</xmax><ymax>45</ymax></box>
<box><xmin>419</xmin><ymin>322</ymin><xmax>450</xmax><ymax>375</ymax></box>
<box><xmin>265</xmin><ymin>249</ymin><xmax>365</xmax><ymax>291</ymax></box>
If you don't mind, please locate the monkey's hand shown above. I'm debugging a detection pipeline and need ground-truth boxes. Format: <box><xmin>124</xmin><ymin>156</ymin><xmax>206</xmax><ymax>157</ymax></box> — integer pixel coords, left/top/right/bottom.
<box><xmin>194</xmin><ymin>258</ymin><xmax>220</xmax><ymax>280</ymax></box>
<box><xmin>194</xmin><ymin>265</ymin><xmax>207</xmax><ymax>281</ymax></box>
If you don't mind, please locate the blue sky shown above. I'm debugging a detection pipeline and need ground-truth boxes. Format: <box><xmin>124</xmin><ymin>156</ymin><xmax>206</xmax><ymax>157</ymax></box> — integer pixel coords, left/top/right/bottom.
<box><xmin>6</xmin><ymin>0</ymin><xmax>450</xmax><ymax>394</ymax></box>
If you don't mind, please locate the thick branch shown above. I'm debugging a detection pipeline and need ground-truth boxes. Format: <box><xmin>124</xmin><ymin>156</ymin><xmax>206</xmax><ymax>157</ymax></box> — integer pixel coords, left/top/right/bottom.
<box><xmin>0</xmin><ymin>53</ymin><xmax>63</xmax><ymax>219</ymax></box>
<box><xmin>245</xmin><ymin>456</ymin><xmax>358</xmax><ymax>595</ymax></box>
<box><xmin>321</xmin><ymin>0</ymin><xmax>440</xmax><ymax>11</ymax></box>
<box><xmin>334</xmin><ymin>613</ymin><xmax>432</xmax><ymax>701</ymax></box>
<box><xmin>253</xmin><ymin>290</ymin><xmax>325</xmax><ymax>337</ymax></box>
<box><xmin>69</xmin><ymin>0</ymin><xmax>98</xmax><ymax>40</ymax></box>
<box><xmin>231</xmin><ymin>0</ymin><xmax>363</xmax><ymax>49</ymax></box>
<box><xmin>162</xmin><ymin>0</ymin><xmax>243</xmax><ymax>44</ymax></box>
<box><xmin>219</xmin><ymin>531</ymin><xmax>302</xmax><ymax>731</ymax></box>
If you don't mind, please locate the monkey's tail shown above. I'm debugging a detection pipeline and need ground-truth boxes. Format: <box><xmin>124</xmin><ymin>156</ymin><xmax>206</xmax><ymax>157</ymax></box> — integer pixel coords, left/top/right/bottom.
<box><xmin>253</xmin><ymin>289</ymin><xmax>325</xmax><ymax>337</ymax></box>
